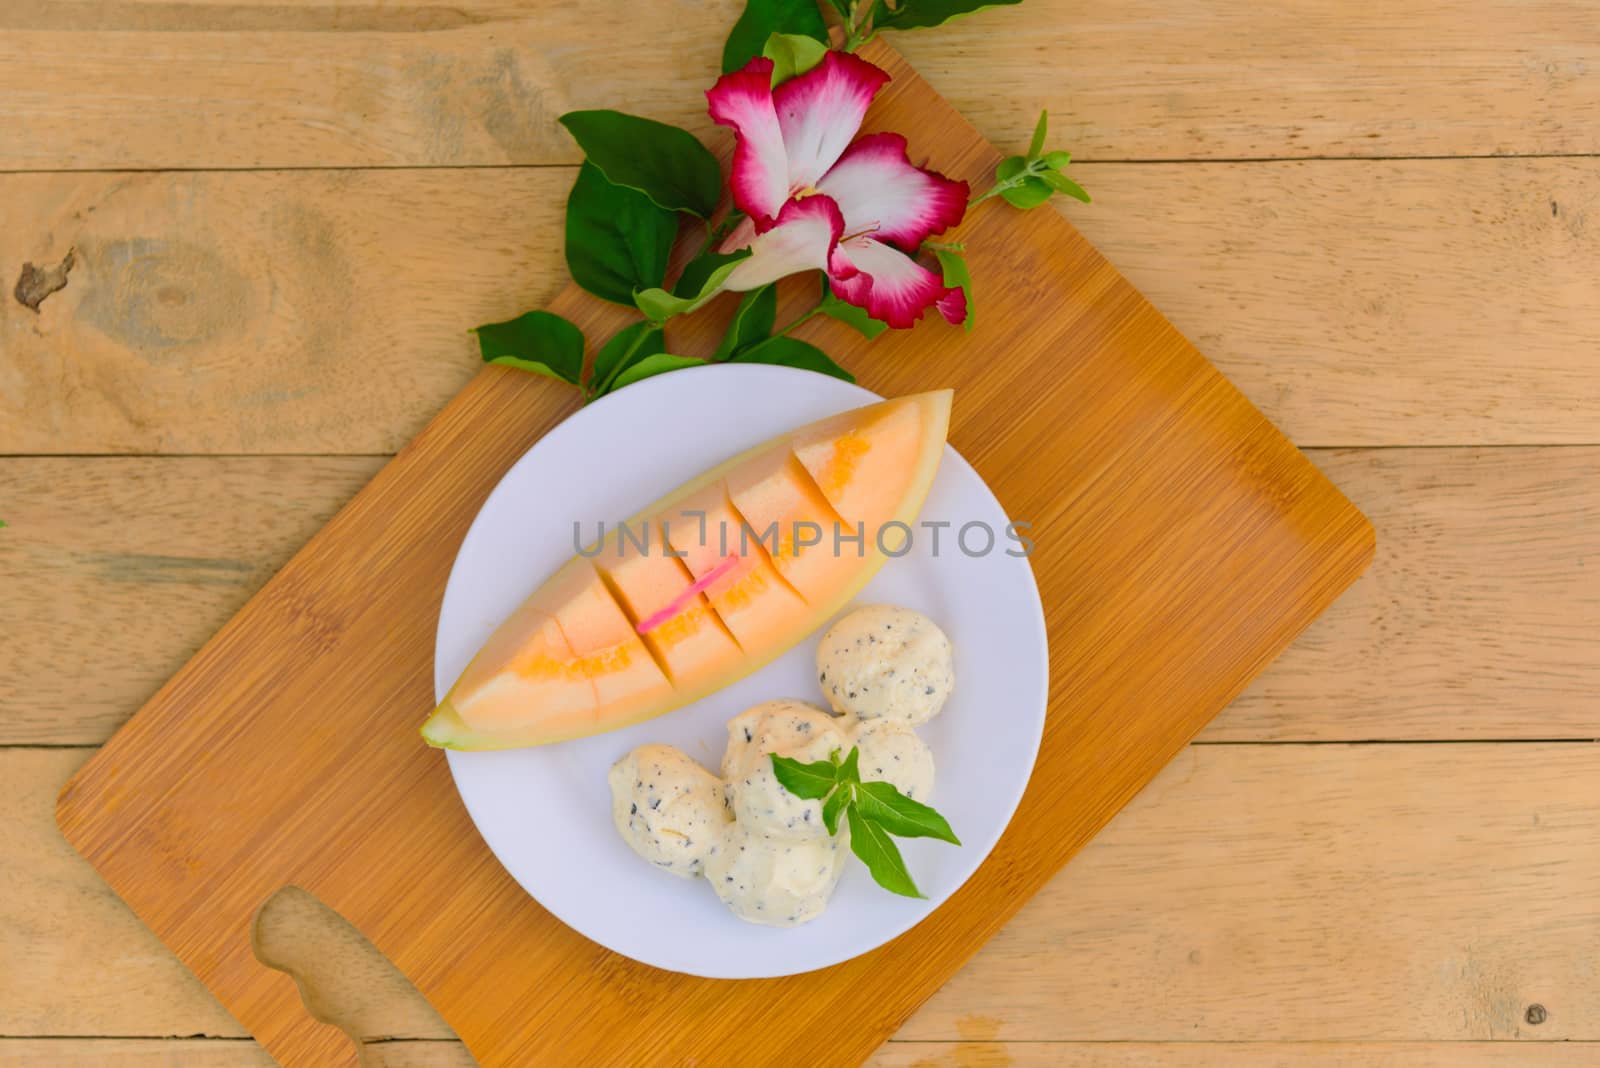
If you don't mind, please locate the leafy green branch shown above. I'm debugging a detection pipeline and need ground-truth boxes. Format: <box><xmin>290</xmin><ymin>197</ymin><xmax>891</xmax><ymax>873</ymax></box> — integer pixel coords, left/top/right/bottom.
<box><xmin>771</xmin><ymin>745</ymin><xmax>959</xmax><ymax>898</ymax></box>
<box><xmin>971</xmin><ymin>110</ymin><xmax>1090</xmax><ymax>209</ymax></box>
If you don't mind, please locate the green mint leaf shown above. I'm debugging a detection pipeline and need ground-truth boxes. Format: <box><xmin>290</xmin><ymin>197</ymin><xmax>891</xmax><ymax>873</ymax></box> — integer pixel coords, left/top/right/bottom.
<box><xmin>591</xmin><ymin>322</ymin><xmax>665</xmax><ymax>392</ymax></box>
<box><xmin>822</xmin><ymin>785</ymin><xmax>851</xmax><ymax>836</ymax></box>
<box><xmin>770</xmin><ymin>752</ymin><xmax>841</xmax><ymax>800</ymax></box>
<box><xmin>565</xmin><ymin>162</ymin><xmax>679</xmax><ymax>306</ymax></box>
<box><xmin>723</xmin><ymin>0</ymin><xmax>829</xmax><ymax>74</ymax></box>
<box><xmin>820</xmin><ymin>282</ymin><xmax>889</xmax><ymax>339</ymax></box>
<box><xmin>933</xmin><ymin>248</ymin><xmax>974</xmax><ymax>333</ymax></box>
<box><xmin>558</xmin><ymin>110</ymin><xmax>722</xmax><ymax>218</ymax></box>
<box><xmin>762</xmin><ymin>31</ymin><xmax>829</xmax><ymax>86</ymax></box>
<box><xmin>713</xmin><ymin>284</ymin><xmax>778</xmax><ymax>361</ymax></box>
<box><xmin>995</xmin><ymin>155</ymin><xmax>1027</xmax><ymax>182</ymax></box>
<box><xmin>733</xmin><ymin>336</ymin><xmax>855</xmax><ymax>383</ymax></box>
<box><xmin>873</xmin><ymin>0</ymin><xmax>1023</xmax><ymax>32</ymax></box>
<box><xmin>856</xmin><ymin>780</ymin><xmax>961</xmax><ymax>844</ymax></box>
<box><xmin>837</xmin><ymin>744</ymin><xmax>862</xmax><ymax>784</ymax></box>
<box><xmin>475</xmin><ymin>311</ymin><xmax>585</xmax><ymax>385</ymax></box>
<box><xmin>1042</xmin><ymin>150</ymin><xmax>1072</xmax><ymax>170</ymax></box>
<box><xmin>609</xmin><ymin>353</ymin><xmax>707</xmax><ymax>392</ymax></box>
<box><xmin>675</xmin><ymin>249</ymin><xmax>749</xmax><ymax>299</ymax></box>
<box><xmin>847</xmin><ymin>805</ymin><xmax>924</xmax><ymax>898</ymax></box>
<box><xmin>1027</xmin><ymin>109</ymin><xmax>1048</xmax><ymax>159</ymax></box>
<box><xmin>1041</xmin><ymin>169</ymin><xmax>1091</xmax><ymax>203</ymax></box>
<box><xmin>1001</xmin><ymin>176</ymin><xmax>1054</xmax><ymax>210</ymax></box>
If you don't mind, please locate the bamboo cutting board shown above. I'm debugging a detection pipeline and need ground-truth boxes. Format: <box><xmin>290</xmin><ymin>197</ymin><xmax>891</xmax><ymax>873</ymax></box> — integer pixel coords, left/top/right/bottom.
<box><xmin>56</xmin><ymin>40</ymin><xmax>1373</xmax><ymax>1067</ymax></box>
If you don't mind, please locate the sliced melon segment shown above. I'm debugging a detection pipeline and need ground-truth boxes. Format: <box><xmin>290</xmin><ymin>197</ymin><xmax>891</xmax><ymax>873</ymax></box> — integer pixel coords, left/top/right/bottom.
<box><xmin>726</xmin><ymin>450</ymin><xmax>855</xmax><ymax>605</ymax></box>
<box><xmin>531</xmin><ymin>558</ymin><xmax>675</xmax><ymax>712</ymax></box>
<box><xmin>659</xmin><ymin>483</ymin><xmax>810</xmax><ymax>650</ymax></box>
<box><xmin>595</xmin><ymin>519</ymin><xmax>743</xmax><ymax>692</ymax></box>
<box><xmin>425</xmin><ymin>389</ymin><xmax>953</xmax><ymax>750</ymax></box>
<box><xmin>792</xmin><ymin>396</ymin><xmax>930</xmax><ymax>531</ymax></box>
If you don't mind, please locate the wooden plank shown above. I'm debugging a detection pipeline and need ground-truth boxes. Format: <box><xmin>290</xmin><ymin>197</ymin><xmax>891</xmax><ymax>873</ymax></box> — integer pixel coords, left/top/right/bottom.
<box><xmin>5</xmin><ymin>161</ymin><xmax>1595</xmax><ymax>456</ymax></box>
<box><xmin>51</xmin><ymin>40</ymin><xmax>1373</xmax><ymax>1068</ymax></box>
<box><xmin>5</xmin><ymin>448</ymin><xmax>1592</xmax><ymax>746</ymax></box>
<box><xmin>0</xmin><ymin>170</ymin><xmax>564</xmax><ymax>455</ymax></box>
<box><xmin>0</xmin><ymin>0</ymin><xmax>735</xmax><ymax>171</ymax></box>
<box><xmin>872</xmin><ymin>1042</ymin><xmax>1600</xmax><ymax>1067</ymax></box>
<box><xmin>2</xmin><ymin>1040</ymin><xmax>1598</xmax><ymax>1068</ymax></box>
<box><xmin>1211</xmin><ymin>446</ymin><xmax>1600</xmax><ymax>741</ymax></box>
<box><xmin>1069</xmin><ymin>160</ymin><xmax>1600</xmax><ymax>448</ymax></box>
<box><xmin>897</xmin><ymin>743</ymin><xmax>1600</xmax><ymax>1043</ymax></box>
<box><xmin>0</xmin><ymin>1038</ymin><xmax>471</xmax><ymax>1067</ymax></box>
<box><xmin>12</xmin><ymin>743</ymin><xmax>1600</xmax><ymax>1042</ymax></box>
<box><xmin>0</xmin><ymin>457</ymin><xmax>384</xmax><ymax>745</ymax></box>
<box><xmin>1</xmin><ymin>1</ymin><xmax>1595</xmax><ymax>169</ymax></box>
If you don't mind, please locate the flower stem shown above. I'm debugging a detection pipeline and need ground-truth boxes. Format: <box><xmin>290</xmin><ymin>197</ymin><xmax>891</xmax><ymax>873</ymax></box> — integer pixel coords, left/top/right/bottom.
<box><xmin>693</xmin><ymin>211</ymin><xmax>745</xmax><ymax>260</ymax></box>
<box><xmin>589</xmin><ymin>322</ymin><xmax>657</xmax><ymax>400</ymax></box>
<box><xmin>841</xmin><ymin>0</ymin><xmax>874</xmax><ymax>52</ymax></box>
<box><xmin>773</xmin><ymin>302</ymin><xmax>822</xmax><ymax>339</ymax></box>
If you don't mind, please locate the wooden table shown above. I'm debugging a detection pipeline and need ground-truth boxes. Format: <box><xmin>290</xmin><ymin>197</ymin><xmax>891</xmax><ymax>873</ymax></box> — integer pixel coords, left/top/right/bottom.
<box><xmin>2</xmin><ymin>2</ymin><xmax>1595</xmax><ymax>1065</ymax></box>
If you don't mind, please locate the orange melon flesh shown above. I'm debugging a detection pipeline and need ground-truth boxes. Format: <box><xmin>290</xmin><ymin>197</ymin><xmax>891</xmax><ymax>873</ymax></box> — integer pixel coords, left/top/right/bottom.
<box><xmin>658</xmin><ymin>483</ymin><xmax>811</xmax><ymax>652</ymax></box>
<box><xmin>595</xmin><ymin>519</ymin><xmax>743</xmax><ymax>694</ymax></box>
<box><xmin>423</xmin><ymin>389</ymin><xmax>952</xmax><ymax>750</ymax></box>
<box><xmin>724</xmin><ymin>451</ymin><xmax>857</xmax><ymax>605</ymax></box>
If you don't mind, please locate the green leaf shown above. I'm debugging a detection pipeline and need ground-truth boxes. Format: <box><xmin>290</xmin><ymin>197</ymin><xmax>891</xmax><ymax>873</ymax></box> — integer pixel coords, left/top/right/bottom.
<box><xmin>837</xmin><ymin>744</ymin><xmax>862</xmax><ymax>784</ymax></box>
<box><xmin>995</xmin><ymin>155</ymin><xmax>1027</xmax><ymax>182</ymax></box>
<box><xmin>771</xmin><ymin>752</ymin><xmax>840</xmax><ymax>800</ymax></box>
<box><xmin>820</xmin><ymin>283</ymin><xmax>889</xmax><ymax>339</ymax></box>
<box><xmin>933</xmin><ymin>248</ymin><xmax>974</xmax><ymax>333</ymax></box>
<box><xmin>856</xmin><ymin>781</ymin><xmax>961</xmax><ymax>844</ymax></box>
<box><xmin>713</xmin><ymin>284</ymin><xmax>778</xmax><ymax>361</ymax></box>
<box><xmin>675</xmin><ymin>249</ymin><xmax>750</xmax><ymax>299</ymax></box>
<box><xmin>564</xmin><ymin>162</ymin><xmax>679</xmax><ymax>306</ymax></box>
<box><xmin>591</xmin><ymin>322</ymin><xmax>665</xmax><ymax>391</ymax></box>
<box><xmin>1041</xmin><ymin>169</ymin><xmax>1092</xmax><ymax>203</ymax></box>
<box><xmin>723</xmin><ymin>0</ymin><xmax>829</xmax><ymax>73</ymax></box>
<box><xmin>1042</xmin><ymin>150</ymin><xmax>1072</xmax><ymax>170</ymax></box>
<box><xmin>847</xmin><ymin>805</ymin><xmax>924</xmax><ymax>898</ymax></box>
<box><xmin>822</xmin><ymin>786</ymin><xmax>850</xmax><ymax>836</ymax></box>
<box><xmin>558</xmin><ymin>110</ymin><xmax>722</xmax><ymax>218</ymax></box>
<box><xmin>734</xmin><ymin>336</ymin><xmax>855</xmax><ymax>383</ymax></box>
<box><xmin>475</xmin><ymin>311</ymin><xmax>585</xmax><ymax>385</ymax></box>
<box><xmin>762</xmin><ymin>31</ymin><xmax>829</xmax><ymax>86</ymax></box>
<box><xmin>873</xmin><ymin>0</ymin><xmax>1023</xmax><ymax>32</ymax></box>
<box><xmin>636</xmin><ymin>250</ymin><xmax>752</xmax><ymax>321</ymax></box>
<box><xmin>1027</xmin><ymin>109</ymin><xmax>1048</xmax><ymax>159</ymax></box>
<box><xmin>1001</xmin><ymin>176</ymin><xmax>1055</xmax><ymax>210</ymax></box>
<box><xmin>611</xmin><ymin>353</ymin><xmax>708</xmax><ymax>391</ymax></box>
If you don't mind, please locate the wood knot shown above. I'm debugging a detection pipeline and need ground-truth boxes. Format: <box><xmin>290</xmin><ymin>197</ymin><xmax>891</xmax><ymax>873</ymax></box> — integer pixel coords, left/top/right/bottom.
<box><xmin>13</xmin><ymin>248</ymin><xmax>76</xmax><ymax>312</ymax></box>
<box><xmin>1526</xmin><ymin>1003</ymin><xmax>1547</xmax><ymax>1025</ymax></box>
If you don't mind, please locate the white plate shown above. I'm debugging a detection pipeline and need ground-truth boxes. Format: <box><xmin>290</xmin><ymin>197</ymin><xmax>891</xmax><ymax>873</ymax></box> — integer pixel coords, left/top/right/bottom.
<box><xmin>435</xmin><ymin>365</ymin><xmax>1048</xmax><ymax>979</ymax></box>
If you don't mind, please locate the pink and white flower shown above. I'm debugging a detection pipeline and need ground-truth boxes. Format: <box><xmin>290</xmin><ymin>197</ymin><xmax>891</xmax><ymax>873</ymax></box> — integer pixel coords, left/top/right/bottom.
<box><xmin>705</xmin><ymin>52</ymin><xmax>968</xmax><ymax>329</ymax></box>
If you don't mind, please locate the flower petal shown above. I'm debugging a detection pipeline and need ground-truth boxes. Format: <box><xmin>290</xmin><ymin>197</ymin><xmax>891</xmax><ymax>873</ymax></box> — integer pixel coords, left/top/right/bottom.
<box><xmin>828</xmin><ymin>238</ymin><xmax>965</xmax><ymax>329</ymax></box>
<box><xmin>707</xmin><ymin>58</ymin><xmax>790</xmax><ymax>226</ymax></box>
<box><xmin>773</xmin><ymin>51</ymin><xmax>890</xmax><ymax>193</ymax></box>
<box><xmin>817</xmin><ymin>132</ymin><xmax>969</xmax><ymax>250</ymax></box>
<box><xmin>722</xmin><ymin>195</ymin><xmax>846</xmax><ymax>292</ymax></box>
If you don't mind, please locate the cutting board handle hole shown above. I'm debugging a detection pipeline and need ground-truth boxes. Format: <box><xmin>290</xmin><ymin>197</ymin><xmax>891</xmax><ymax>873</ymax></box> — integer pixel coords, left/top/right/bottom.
<box><xmin>252</xmin><ymin>886</ymin><xmax>463</xmax><ymax>1063</ymax></box>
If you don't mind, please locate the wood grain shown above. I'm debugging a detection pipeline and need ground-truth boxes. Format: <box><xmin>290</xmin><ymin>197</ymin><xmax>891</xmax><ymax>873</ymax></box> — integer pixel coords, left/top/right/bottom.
<box><xmin>6</xmin><ymin>159</ymin><xmax>1595</xmax><ymax>455</ymax></box>
<box><xmin>1</xmin><ymin>0</ymin><xmax>1594</xmax><ymax>169</ymax></box>
<box><xmin>18</xmin><ymin>743</ymin><xmax>1600</xmax><ymax>1043</ymax></box>
<box><xmin>4</xmin><ymin>448</ymin><xmax>1588</xmax><ymax>746</ymax></box>
<box><xmin>3</xmin><ymin>1041</ymin><xmax>1598</xmax><ymax>1068</ymax></box>
<box><xmin>52</xmin><ymin>41</ymin><xmax>1372</xmax><ymax>1068</ymax></box>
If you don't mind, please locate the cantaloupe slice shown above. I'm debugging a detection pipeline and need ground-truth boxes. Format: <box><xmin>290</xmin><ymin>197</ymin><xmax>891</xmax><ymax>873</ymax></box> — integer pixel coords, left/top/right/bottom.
<box><xmin>423</xmin><ymin>389</ymin><xmax>952</xmax><ymax>750</ymax></box>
